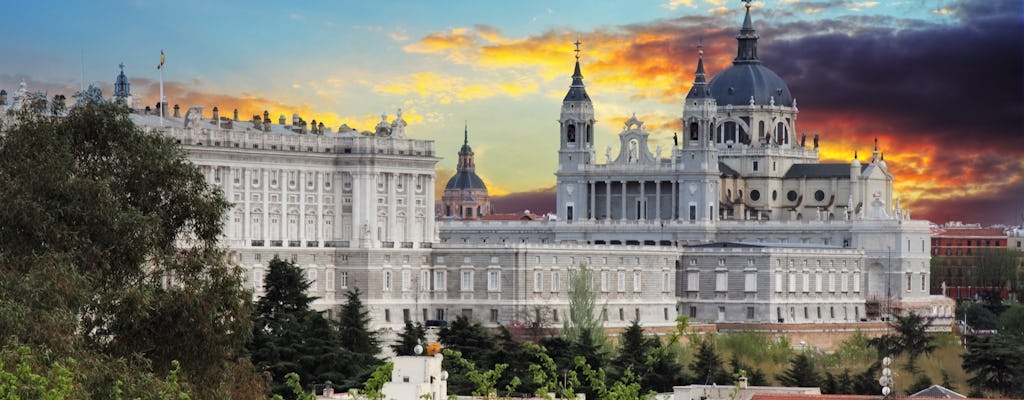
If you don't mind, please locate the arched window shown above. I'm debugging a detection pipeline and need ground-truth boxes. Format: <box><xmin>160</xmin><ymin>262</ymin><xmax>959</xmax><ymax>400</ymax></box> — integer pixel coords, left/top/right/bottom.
<box><xmin>724</xmin><ymin>122</ymin><xmax>737</xmax><ymax>143</ymax></box>
<box><xmin>776</xmin><ymin>122</ymin><xmax>785</xmax><ymax>144</ymax></box>
<box><xmin>759</xmin><ymin>121</ymin><xmax>765</xmax><ymax>142</ymax></box>
<box><xmin>586</xmin><ymin>124</ymin><xmax>593</xmax><ymax>143</ymax></box>
<box><xmin>689</xmin><ymin>122</ymin><xmax>699</xmax><ymax>141</ymax></box>
<box><xmin>567</xmin><ymin>124</ymin><xmax>576</xmax><ymax>143</ymax></box>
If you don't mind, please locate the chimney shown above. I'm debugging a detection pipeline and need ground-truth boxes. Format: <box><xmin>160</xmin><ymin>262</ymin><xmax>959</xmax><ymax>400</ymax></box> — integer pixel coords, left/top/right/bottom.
<box><xmin>738</xmin><ymin>376</ymin><xmax>748</xmax><ymax>389</ymax></box>
<box><xmin>279</xmin><ymin>114</ymin><xmax>286</xmax><ymax>125</ymax></box>
<box><xmin>263</xmin><ymin>110</ymin><xmax>270</xmax><ymax>123</ymax></box>
<box><xmin>233</xmin><ymin>108</ymin><xmax>239</xmax><ymax>121</ymax></box>
<box><xmin>173</xmin><ymin>104</ymin><xmax>180</xmax><ymax>118</ymax></box>
<box><xmin>212</xmin><ymin>106</ymin><xmax>219</xmax><ymax>121</ymax></box>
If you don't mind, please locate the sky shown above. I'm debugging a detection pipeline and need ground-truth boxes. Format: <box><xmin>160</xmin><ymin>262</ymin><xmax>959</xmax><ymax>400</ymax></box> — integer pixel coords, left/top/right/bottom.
<box><xmin>2</xmin><ymin>0</ymin><xmax>1021</xmax><ymax>225</ymax></box>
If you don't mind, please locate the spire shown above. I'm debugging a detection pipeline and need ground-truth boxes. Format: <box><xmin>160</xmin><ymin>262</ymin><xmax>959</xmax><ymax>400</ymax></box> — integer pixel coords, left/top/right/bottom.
<box><xmin>687</xmin><ymin>36</ymin><xmax>712</xmax><ymax>99</ymax></box>
<box><xmin>563</xmin><ymin>39</ymin><xmax>591</xmax><ymax>102</ymax></box>
<box><xmin>734</xmin><ymin>0</ymin><xmax>760</xmax><ymax>64</ymax></box>
<box><xmin>458</xmin><ymin>123</ymin><xmax>475</xmax><ymax>170</ymax></box>
<box><xmin>464</xmin><ymin>121</ymin><xmax>469</xmax><ymax>145</ymax></box>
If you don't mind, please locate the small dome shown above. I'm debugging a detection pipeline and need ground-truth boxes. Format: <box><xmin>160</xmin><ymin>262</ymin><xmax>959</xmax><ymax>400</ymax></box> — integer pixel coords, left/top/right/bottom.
<box><xmin>708</xmin><ymin>63</ymin><xmax>793</xmax><ymax>107</ymax></box>
<box><xmin>445</xmin><ymin>170</ymin><xmax>487</xmax><ymax>191</ymax></box>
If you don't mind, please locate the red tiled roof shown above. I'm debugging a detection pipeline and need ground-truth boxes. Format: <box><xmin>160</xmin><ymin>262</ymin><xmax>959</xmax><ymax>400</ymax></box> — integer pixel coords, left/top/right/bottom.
<box><xmin>933</xmin><ymin>228</ymin><xmax>1007</xmax><ymax>237</ymax></box>
<box><xmin>480</xmin><ymin>213</ymin><xmax>541</xmax><ymax>221</ymax></box>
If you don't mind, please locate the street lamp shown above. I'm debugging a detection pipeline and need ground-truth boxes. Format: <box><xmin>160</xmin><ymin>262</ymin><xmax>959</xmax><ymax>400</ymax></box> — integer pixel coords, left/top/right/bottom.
<box><xmin>878</xmin><ymin>356</ymin><xmax>893</xmax><ymax>398</ymax></box>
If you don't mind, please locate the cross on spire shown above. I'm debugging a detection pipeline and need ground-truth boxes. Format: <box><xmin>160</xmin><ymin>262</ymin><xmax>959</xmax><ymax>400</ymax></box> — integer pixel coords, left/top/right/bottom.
<box><xmin>741</xmin><ymin>0</ymin><xmax>753</xmax><ymax>9</ymax></box>
<box><xmin>119</xmin><ymin>62</ymin><xmax>125</xmax><ymax>71</ymax></box>
<box><xmin>697</xmin><ymin>35</ymin><xmax>704</xmax><ymax>56</ymax></box>
<box><xmin>573</xmin><ymin>39</ymin><xmax>582</xmax><ymax>60</ymax></box>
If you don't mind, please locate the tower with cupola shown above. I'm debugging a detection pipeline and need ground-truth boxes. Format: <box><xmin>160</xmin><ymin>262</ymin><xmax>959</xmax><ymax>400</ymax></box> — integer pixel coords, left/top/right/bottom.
<box><xmin>555</xmin><ymin>41</ymin><xmax>596</xmax><ymax>222</ymax></box>
<box><xmin>678</xmin><ymin>40</ymin><xmax>721</xmax><ymax>222</ymax></box>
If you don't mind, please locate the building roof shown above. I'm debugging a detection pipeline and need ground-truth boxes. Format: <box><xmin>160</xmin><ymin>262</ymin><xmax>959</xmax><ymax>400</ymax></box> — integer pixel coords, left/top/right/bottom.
<box><xmin>481</xmin><ymin>213</ymin><xmax>542</xmax><ymax>221</ymax></box>
<box><xmin>563</xmin><ymin>60</ymin><xmax>591</xmax><ymax>102</ymax></box>
<box><xmin>933</xmin><ymin>228</ymin><xmax>1007</xmax><ymax>237</ymax></box>
<box><xmin>911</xmin><ymin>384</ymin><xmax>966</xmax><ymax>398</ymax></box>
<box><xmin>709</xmin><ymin>63</ymin><xmax>794</xmax><ymax>107</ymax></box>
<box><xmin>783</xmin><ymin>163</ymin><xmax>866</xmax><ymax>179</ymax></box>
<box><xmin>445</xmin><ymin>170</ymin><xmax>487</xmax><ymax>191</ymax></box>
<box><xmin>719</xmin><ymin>162</ymin><xmax>741</xmax><ymax>177</ymax></box>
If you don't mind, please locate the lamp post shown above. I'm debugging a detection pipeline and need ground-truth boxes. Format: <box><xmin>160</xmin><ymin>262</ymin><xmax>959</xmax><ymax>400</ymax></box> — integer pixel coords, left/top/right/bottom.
<box><xmin>878</xmin><ymin>356</ymin><xmax>893</xmax><ymax>398</ymax></box>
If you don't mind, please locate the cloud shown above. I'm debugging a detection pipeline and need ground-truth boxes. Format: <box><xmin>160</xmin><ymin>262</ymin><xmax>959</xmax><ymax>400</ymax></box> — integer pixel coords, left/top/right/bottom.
<box><xmin>663</xmin><ymin>0</ymin><xmax>697</xmax><ymax>10</ymax></box>
<box><xmin>490</xmin><ymin>186</ymin><xmax>557</xmax><ymax>214</ymax></box>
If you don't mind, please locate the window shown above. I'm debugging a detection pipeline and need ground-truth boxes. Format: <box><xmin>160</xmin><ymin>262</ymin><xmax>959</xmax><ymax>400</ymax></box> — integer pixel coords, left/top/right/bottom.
<box><xmin>747</xmin><ymin>306</ymin><xmax>755</xmax><ymax>320</ymax></box>
<box><xmin>906</xmin><ymin>274</ymin><xmax>912</xmax><ymax>292</ymax></box>
<box><xmin>750</xmin><ymin>190</ymin><xmax>761</xmax><ymax>201</ymax></box>
<box><xmin>618</xmin><ymin>308</ymin><xmax>624</xmax><ymax>321</ymax></box>
<box><xmin>421</xmin><ymin>270</ymin><xmax>430</xmax><ymax>291</ymax></box>
<box><xmin>533</xmin><ymin>271</ymin><xmax>543</xmax><ymax>292</ymax></box>
<box><xmin>490</xmin><ymin>309</ymin><xmax>499</xmax><ymax>322</ymax></box>
<box><xmin>744</xmin><ymin>272</ymin><xmax>756</xmax><ymax>292</ymax></box>
<box><xmin>383</xmin><ymin>270</ymin><xmax>392</xmax><ymax>291</ymax></box>
<box><xmin>814</xmin><ymin>190</ymin><xmax>825</xmax><ymax>202</ymax></box>
<box><xmin>920</xmin><ymin>273</ymin><xmax>926</xmax><ymax>292</ymax></box>
<box><xmin>553</xmin><ymin>309</ymin><xmax>559</xmax><ymax>322</ymax></box>
<box><xmin>774</xmin><ymin>272</ymin><xmax>783</xmax><ymax>292</ymax></box>
<box><xmin>600</xmin><ymin>271</ymin><xmax>609</xmax><ymax>292</ymax></box>
<box><xmin>715</xmin><ymin>271</ymin><xmax>728</xmax><ymax>292</ymax></box>
<box><xmin>401</xmin><ymin>270</ymin><xmax>412</xmax><ymax>291</ymax></box>
<box><xmin>307</xmin><ymin>269</ymin><xmax>317</xmax><ymax>290</ymax></box>
<box><xmin>788</xmin><ymin>273</ymin><xmax>797</xmax><ymax>293</ymax></box>
<box><xmin>815</xmin><ymin>272</ymin><xmax>823</xmax><ymax>292</ymax></box>
<box><xmin>552</xmin><ymin>271</ymin><xmax>561</xmax><ymax>291</ymax></box>
<box><xmin>787</xmin><ymin>190</ymin><xmax>798</xmax><ymax>202</ymax></box>
<box><xmin>340</xmin><ymin>271</ymin><xmax>348</xmax><ymax>289</ymax></box>
<box><xmin>633</xmin><ymin>271</ymin><xmax>642</xmax><ymax>292</ymax></box>
<box><xmin>617</xmin><ymin>271</ymin><xmax>626</xmax><ymax>292</ymax></box>
<box><xmin>325</xmin><ymin>269</ymin><xmax>335</xmax><ymax>291</ymax></box>
<box><xmin>434</xmin><ymin>270</ymin><xmax>446</xmax><ymax>291</ymax></box>
<box><xmin>384</xmin><ymin>309</ymin><xmax>391</xmax><ymax>322</ymax></box>
<box><xmin>253</xmin><ymin>269</ymin><xmax>264</xmax><ymax>291</ymax></box>
<box><xmin>460</xmin><ymin>270</ymin><xmax>473</xmax><ymax>291</ymax></box>
<box><xmin>403</xmin><ymin>309</ymin><xmax>411</xmax><ymax>322</ymax></box>
<box><xmin>802</xmin><ymin>273</ymin><xmax>810</xmax><ymax>293</ymax></box>
<box><xmin>687</xmin><ymin>271</ymin><xmax>699</xmax><ymax>291</ymax></box>
<box><xmin>662</xmin><ymin>272</ymin><xmax>671</xmax><ymax>292</ymax></box>
<box><xmin>488</xmin><ymin>270</ymin><xmax>500</xmax><ymax>291</ymax></box>
<box><xmin>752</xmin><ymin>161</ymin><xmax>759</xmax><ymax>171</ymax></box>
<box><xmin>840</xmin><ymin>273</ymin><xmax>849</xmax><ymax>292</ymax></box>
<box><xmin>828</xmin><ymin>272</ymin><xmax>836</xmax><ymax>292</ymax></box>
<box><xmin>689</xmin><ymin>306</ymin><xmax>697</xmax><ymax>318</ymax></box>
<box><xmin>853</xmin><ymin>273</ymin><xmax>861</xmax><ymax>293</ymax></box>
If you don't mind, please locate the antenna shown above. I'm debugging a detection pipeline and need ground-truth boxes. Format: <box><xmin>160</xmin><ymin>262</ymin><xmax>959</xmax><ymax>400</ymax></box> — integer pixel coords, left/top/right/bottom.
<box><xmin>80</xmin><ymin>48</ymin><xmax>85</xmax><ymax>92</ymax></box>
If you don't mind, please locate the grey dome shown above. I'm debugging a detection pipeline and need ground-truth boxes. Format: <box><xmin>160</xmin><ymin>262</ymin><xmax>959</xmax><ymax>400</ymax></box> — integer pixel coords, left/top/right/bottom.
<box><xmin>445</xmin><ymin>170</ymin><xmax>487</xmax><ymax>191</ymax></box>
<box><xmin>707</xmin><ymin>61</ymin><xmax>793</xmax><ymax>107</ymax></box>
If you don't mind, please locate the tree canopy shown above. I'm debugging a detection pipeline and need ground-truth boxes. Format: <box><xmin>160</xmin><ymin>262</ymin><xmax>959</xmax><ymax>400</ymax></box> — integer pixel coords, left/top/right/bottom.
<box><xmin>0</xmin><ymin>95</ymin><xmax>261</xmax><ymax>398</ymax></box>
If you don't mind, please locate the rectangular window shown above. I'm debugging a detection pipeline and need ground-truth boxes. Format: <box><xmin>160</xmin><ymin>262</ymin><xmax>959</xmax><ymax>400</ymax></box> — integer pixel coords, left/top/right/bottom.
<box><xmin>461</xmin><ymin>270</ymin><xmax>473</xmax><ymax>291</ymax></box>
<box><xmin>383</xmin><ymin>271</ymin><xmax>392</xmax><ymax>291</ymax></box>
<box><xmin>745</xmin><ymin>272</ymin><xmax>757</xmax><ymax>292</ymax></box>
<box><xmin>434</xmin><ymin>270</ymin><xmax>446</xmax><ymax>291</ymax></box>
<box><xmin>490</xmin><ymin>309</ymin><xmax>498</xmax><ymax>322</ymax></box>
<box><xmin>747</xmin><ymin>306</ymin><xmax>755</xmax><ymax>319</ymax></box>
<box><xmin>553</xmin><ymin>309</ymin><xmax>560</xmax><ymax>322</ymax></box>
<box><xmin>384</xmin><ymin>309</ymin><xmax>391</xmax><ymax>322</ymax></box>
<box><xmin>633</xmin><ymin>271</ymin><xmax>642</xmax><ymax>292</ymax></box>
<box><xmin>689</xmin><ymin>306</ymin><xmax>697</xmax><ymax>318</ymax></box>
<box><xmin>853</xmin><ymin>273</ymin><xmax>861</xmax><ymax>293</ymax></box>
<box><xmin>840</xmin><ymin>273</ymin><xmax>849</xmax><ymax>292</ymax></box>
<box><xmin>253</xmin><ymin>269</ymin><xmax>264</xmax><ymax>292</ymax></box>
<box><xmin>802</xmin><ymin>273</ymin><xmax>810</xmax><ymax>293</ymax></box>
<box><xmin>617</xmin><ymin>271</ymin><xmax>626</xmax><ymax>292</ymax></box>
<box><xmin>340</xmin><ymin>271</ymin><xmax>348</xmax><ymax>289</ymax></box>
<box><xmin>325</xmin><ymin>269</ymin><xmax>335</xmax><ymax>291</ymax></box>
<box><xmin>421</xmin><ymin>270</ymin><xmax>430</xmax><ymax>291</ymax></box>
<box><xmin>752</xmin><ymin>161</ymin><xmax>759</xmax><ymax>171</ymax></box>
<box><xmin>551</xmin><ymin>271</ymin><xmax>560</xmax><ymax>291</ymax></box>
<box><xmin>600</xmin><ymin>271</ymin><xmax>609</xmax><ymax>292</ymax></box>
<box><xmin>687</xmin><ymin>271</ymin><xmax>699</xmax><ymax>291</ymax></box>
<box><xmin>815</xmin><ymin>273</ymin><xmax>823</xmax><ymax>292</ymax></box>
<box><xmin>488</xmin><ymin>270</ymin><xmax>500</xmax><ymax>291</ymax></box>
<box><xmin>788</xmin><ymin>273</ymin><xmax>797</xmax><ymax>293</ymax></box>
<box><xmin>828</xmin><ymin>273</ymin><xmax>836</xmax><ymax>292</ymax></box>
<box><xmin>774</xmin><ymin>272</ymin><xmax>783</xmax><ymax>293</ymax></box>
<box><xmin>662</xmin><ymin>272</ymin><xmax>671</xmax><ymax>292</ymax></box>
<box><xmin>906</xmin><ymin>274</ymin><xmax>912</xmax><ymax>292</ymax></box>
<box><xmin>403</xmin><ymin>309</ymin><xmax>410</xmax><ymax>322</ymax></box>
<box><xmin>715</xmin><ymin>271</ymin><xmax>728</xmax><ymax>292</ymax></box>
<box><xmin>401</xmin><ymin>270</ymin><xmax>412</xmax><ymax>291</ymax></box>
<box><xmin>307</xmin><ymin>269</ymin><xmax>317</xmax><ymax>291</ymax></box>
<box><xmin>533</xmin><ymin>271</ymin><xmax>543</xmax><ymax>292</ymax></box>
<box><xmin>920</xmin><ymin>273</ymin><xmax>926</xmax><ymax>292</ymax></box>
<box><xmin>689</xmin><ymin>205</ymin><xmax>696</xmax><ymax>221</ymax></box>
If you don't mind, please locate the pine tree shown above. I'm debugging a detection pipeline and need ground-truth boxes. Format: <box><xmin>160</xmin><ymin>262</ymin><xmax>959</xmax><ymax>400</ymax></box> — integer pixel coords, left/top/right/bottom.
<box><xmin>391</xmin><ymin>320</ymin><xmax>426</xmax><ymax>356</ymax></box>
<box><xmin>335</xmin><ymin>287</ymin><xmax>382</xmax><ymax>390</ymax></box>
<box><xmin>615</xmin><ymin>320</ymin><xmax>654</xmax><ymax>377</ymax></box>
<box><xmin>250</xmin><ymin>257</ymin><xmax>353</xmax><ymax>397</ymax></box>
<box><xmin>776</xmin><ymin>352</ymin><xmax>821</xmax><ymax>388</ymax></box>
<box><xmin>689</xmin><ymin>335</ymin><xmax>729</xmax><ymax>385</ymax></box>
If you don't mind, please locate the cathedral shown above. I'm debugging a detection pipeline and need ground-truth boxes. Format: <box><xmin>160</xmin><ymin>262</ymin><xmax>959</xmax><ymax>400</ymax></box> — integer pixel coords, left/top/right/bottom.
<box><xmin>1</xmin><ymin>3</ymin><xmax>952</xmax><ymax>336</ymax></box>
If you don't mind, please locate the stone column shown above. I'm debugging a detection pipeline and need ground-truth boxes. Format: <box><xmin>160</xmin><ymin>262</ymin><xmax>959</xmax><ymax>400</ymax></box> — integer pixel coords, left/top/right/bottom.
<box><xmin>605</xmin><ymin>180</ymin><xmax>611</xmax><ymax>220</ymax></box>
<box><xmin>655</xmin><ymin>180</ymin><xmax>661</xmax><ymax>220</ymax></box>
<box><xmin>620</xmin><ymin>180</ymin><xmax>627</xmax><ymax>221</ymax></box>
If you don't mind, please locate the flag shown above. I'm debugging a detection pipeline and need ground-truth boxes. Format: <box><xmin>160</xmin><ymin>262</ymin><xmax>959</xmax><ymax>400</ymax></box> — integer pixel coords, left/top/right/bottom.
<box><xmin>158</xmin><ymin>50</ymin><xmax>165</xmax><ymax>70</ymax></box>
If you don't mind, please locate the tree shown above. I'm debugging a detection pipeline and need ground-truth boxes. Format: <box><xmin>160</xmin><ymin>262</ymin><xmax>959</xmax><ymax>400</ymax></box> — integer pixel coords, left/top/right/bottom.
<box><xmin>776</xmin><ymin>352</ymin><xmax>821</xmax><ymax>388</ymax></box>
<box><xmin>905</xmin><ymin>373</ymin><xmax>933</xmax><ymax>395</ymax></box>
<box><xmin>391</xmin><ymin>320</ymin><xmax>426</xmax><ymax>356</ymax></box>
<box><xmin>870</xmin><ymin>312</ymin><xmax>937</xmax><ymax>372</ymax></box>
<box><xmin>563</xmin><ymin>263</ymin><xmax>608</xmax><ymax>373</ymax></box>
<box><xmin>335</xmin><ymin>288</ymin><xmax>382</xmax><ymax>390</ymax></box>
<box><xmin>689</xmin><ymin>335</ymin><xmax>730</xmax><ymax>385</ymax></box>
<box><xmin>729</xmin><ymin>354</ymin><xmax>767</xmax><ymax>386</ymax></box>
<box><xmin>962</xmin><ymin>333</ymin><xmax>1024</xmax><ymax>397</ymax></box>
<box><xmin>250</xmin><ymin>257</ymin><xmax>353</xmax><ymax>398</ymax></box>
<box><xmin>0</xmin><ymin>94</ymin><xmax>259</xmax><ymax>398</ymax></box>
<box><xmin>614</xmin><ymin>320</ymin><xmax>655</xmax><ymax>378</ymax></box>
<box><xmin>997</xmin><ymin>303</ymin><xmax>1024</xmax><ymax>336</ymax></box>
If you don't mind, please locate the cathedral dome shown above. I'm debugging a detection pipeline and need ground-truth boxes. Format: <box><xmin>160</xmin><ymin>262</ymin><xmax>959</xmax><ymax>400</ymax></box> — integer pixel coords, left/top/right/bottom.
<box><xmin>708</xmin><ymin>63</ymin><xmax>793</xmax><ymax>107</ymax></box>
<box><xmin>445</xmin><ymin>170</ymin><xmax>487</xmax><ymax>191</ymax></box>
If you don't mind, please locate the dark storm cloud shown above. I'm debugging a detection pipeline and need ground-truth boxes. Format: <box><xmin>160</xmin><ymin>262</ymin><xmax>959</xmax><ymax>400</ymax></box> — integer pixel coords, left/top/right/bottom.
<box><xmin>491</xmin><ymin>186</ymin><xmax>556</xmax><ymax>215</ymax></box>
<box><xmin>759</xmin><ymin>0</ymin><xmax>1024</xmax><ymax>151</ymax></box>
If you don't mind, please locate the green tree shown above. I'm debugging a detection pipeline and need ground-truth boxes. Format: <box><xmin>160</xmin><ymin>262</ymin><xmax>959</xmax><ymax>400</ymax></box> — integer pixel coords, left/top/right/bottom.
<box><xmin>562</xmin><ymin>264</ymin><xmax>608</xmax><ymax>375</ymax></box>
<box><xmin>0</xmin><ymin>93</ymin><xmax>259</xmax><ymax>398</ymax></box>
<box><xmin>335</xmin><ymin>288</ymin><xmax>382</xmax><ymax>390</ymax></box>
<box><xmin>614</xmin><ymin>320</ymin><xmax>655</xmax><ymax>378</ymax></box>
<box><xmin>776</xmin><ymin>352</ymin><xmax>821</xmax><ymax>388</ymax></box>
<box><xmin>997</xmin><ymin>303</ymin><xmax>1024</xmax><ymax>336</ymax></box>
<box><xmin>869</xmin><ymin>312</ymin><xmax>936</xmax><ymax>372</ymax></box>
<box><xmin>250</xmin><ymin>257</ymin><xmax>353</xmax><ymax>398</ymax></box>
<box><xmin>440</xmin><ymin>315</ymin><xmax>497</xmax><ymax>395</ymax></box>
<box><xmin>962</xmin><ymin>333</ymin><xmax>1024</xmax><ymax>397</ymax></box>
<box><xmin>905</xmin><ymin>373</ymin><xmax>933</xmax><ymax>395</ymax></box>
<box><xmin>689</xmin><ymin>335</ymin><xmax>730</xmax><ymax>385</ymax></box>
<box><xmin>729</xmin><ymin>354</ymin><xmax>767</xmax><ymax>386</ymax></box>
<box><xmin>391</xmin><ymin>320</ymin><xmax>426</xmax><ymax>356</ymax></box>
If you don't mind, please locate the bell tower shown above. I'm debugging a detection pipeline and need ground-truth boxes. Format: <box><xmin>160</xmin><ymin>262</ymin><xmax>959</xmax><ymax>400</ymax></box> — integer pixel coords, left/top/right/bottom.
<box><xmin>556</xmin><ymin>40</ymin><xmax>596</xmax><ymax>222</ymax></box>
<box><xmin>678</xmin><ymin>40</ymin><xmax>720</xmax><ymax>222</ymax></box>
